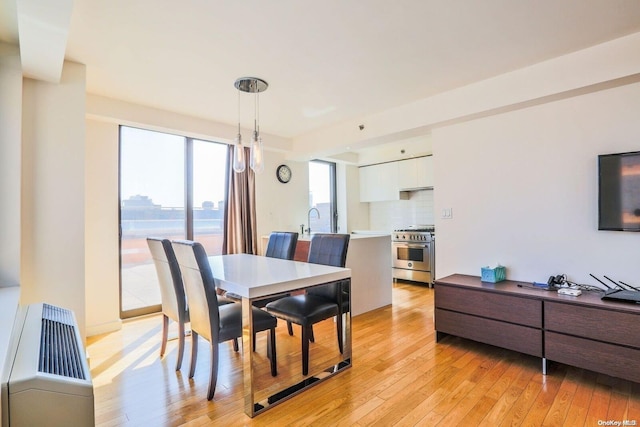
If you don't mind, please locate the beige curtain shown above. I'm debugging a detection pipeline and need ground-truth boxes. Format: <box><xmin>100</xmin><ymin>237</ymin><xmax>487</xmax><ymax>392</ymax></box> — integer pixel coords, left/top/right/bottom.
<box><xmin>223</xmin><ymin>145</ymin><xmax>257</xmax><ymax>254</ymax></box>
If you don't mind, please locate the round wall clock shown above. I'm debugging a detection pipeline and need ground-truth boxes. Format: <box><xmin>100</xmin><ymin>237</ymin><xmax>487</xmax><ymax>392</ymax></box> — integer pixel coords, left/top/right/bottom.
<box><xmin>276</xmin><ymin>164</ymin><xmax>292</xmax><ymax>183</ymax></box>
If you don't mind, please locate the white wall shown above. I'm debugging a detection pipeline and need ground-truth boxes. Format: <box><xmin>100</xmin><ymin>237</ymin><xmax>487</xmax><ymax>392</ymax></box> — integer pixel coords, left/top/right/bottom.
<box><xmin>87</xmin><ymin>94</ymin><xmax>292</xmax><ymax>152</ymax></box>
<box><xmin>21</xmin><ymin>61</ymin><xmax>87</xmax><ymax>337</ymax></box>
<box><xmin>255</xmin><ymin>150</ymin><xmax>310</xmax><ymax>240</ymax></box>
<box><xmin>433</xmin><ymin>81</ymin><xmax>640</xmax><ymax>286</ymax></box>
<box><xmin>0</xmin><ymin>43</ymin><xmax>22</xmax><ymax>287</ymax></box>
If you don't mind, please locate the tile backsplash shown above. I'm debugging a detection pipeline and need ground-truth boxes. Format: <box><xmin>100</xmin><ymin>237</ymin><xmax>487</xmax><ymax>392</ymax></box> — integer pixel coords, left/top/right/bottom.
<box><xmin>369</xmin><ymin>189</ymin><xmax>435</xmax><ymax>231</ymax></box>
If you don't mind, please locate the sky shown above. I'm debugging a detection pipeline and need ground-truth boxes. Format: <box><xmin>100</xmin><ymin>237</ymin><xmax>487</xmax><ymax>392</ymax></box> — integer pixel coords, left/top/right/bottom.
<box><xmin>120</xmin><ymin>126</ymin><xmax>227</xmax><ymax>209</ymax></box>
<box><xmin>309</xmin><ymin>161</ymin><xmax>331</xmax><ymax>205</ymax></box>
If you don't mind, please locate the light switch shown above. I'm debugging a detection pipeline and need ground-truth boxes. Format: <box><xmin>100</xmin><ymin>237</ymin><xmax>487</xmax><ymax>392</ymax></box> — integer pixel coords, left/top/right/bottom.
<box><xmin>441</xmin><ymin>208</ymin><xmax>453</xmax><ymax>219</ymax></box>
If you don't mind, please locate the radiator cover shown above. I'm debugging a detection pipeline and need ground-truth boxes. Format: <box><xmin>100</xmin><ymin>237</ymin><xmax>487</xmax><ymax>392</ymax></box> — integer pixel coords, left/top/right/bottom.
<box><xmin>1</xmin><ymin>303</ymin><xmax>94</xmax><ymax>427</ymax></box>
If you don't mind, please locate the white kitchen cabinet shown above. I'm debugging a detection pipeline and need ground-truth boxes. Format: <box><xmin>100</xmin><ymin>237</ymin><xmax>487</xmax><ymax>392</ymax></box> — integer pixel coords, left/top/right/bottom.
<box><xmin>398</xmin><ymin>156</ymin><xmax>434</xmax><ymax>190</ymax></box>
<box><xmin>359</xmin><ymin>162</ymin><xmax>400</xmax><ymax>202</ymax></box>
<box><xmin>359</xmin><ymin>155</ymin><xmax>433</xmax><ymax>202</ymax></box>
<box><xmin>416</xmin><ymin>155</ymin><xmax>434</xmax><ymax>187</ymax></box>
<box><xmin>397</xmin><ymin>158</ymin><xmax>418</xmax><ymax>190</ymax></box>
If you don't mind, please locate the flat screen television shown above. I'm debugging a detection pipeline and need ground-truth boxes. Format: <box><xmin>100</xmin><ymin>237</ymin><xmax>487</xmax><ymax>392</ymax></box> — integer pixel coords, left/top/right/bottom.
<box><xmin>599</xmin><ymin>151</ymin><xmax>640</xmax><ymax>231</ymax></box>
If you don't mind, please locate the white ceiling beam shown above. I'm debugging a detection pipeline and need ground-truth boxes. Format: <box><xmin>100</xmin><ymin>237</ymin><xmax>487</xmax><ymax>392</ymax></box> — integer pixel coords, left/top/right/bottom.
<box><xmin>17</xmin><ymin>0</ymin><xmax>73</xmax><ymax>83</ymax></box>
<box><xmin>291</xmin><ymin>32</ymin><xmax>640</xmax><ymax>159</ymax></box>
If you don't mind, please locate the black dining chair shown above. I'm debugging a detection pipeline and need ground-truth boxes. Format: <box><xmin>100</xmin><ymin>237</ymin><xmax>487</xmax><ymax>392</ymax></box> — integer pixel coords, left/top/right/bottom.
<box><xmin>253</xmin><ymin>232</ymin><xmax>298</xmax><ymax>310</ymax></box>
<box><xmin>226</xmin><ymin>231</ymin><xmax>298</xmax><ymax>305</ymax></box>
<box><xmin>264</xmin><ymin>231</ymin><xmax>298</xmax><ymax>260</ymax></box>
<box><xmin>147</xmin><ymin>237</ymin><xmax>235</xmax><ymax>371</ymax></box>
<box><xmin>226</xmin><ymin>231</ymin><xmax>298</xmax><ymax>340</ymax></box>
<box><xmin>171</xmin><ymin>239</ymin><xmax>277</xmax><ymax>400</ymax></box>
<box><xmin>265</xmin><ymin>233</ymin><xmax>350</xmax><ymax>375</ymax></box>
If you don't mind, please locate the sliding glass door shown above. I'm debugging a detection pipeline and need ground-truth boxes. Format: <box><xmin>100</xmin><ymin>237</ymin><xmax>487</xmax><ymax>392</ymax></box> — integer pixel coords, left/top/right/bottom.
<box><xmin>119</xmin><ymin>127</ymin><xmax>227</xmax><ymax>318</ymax></box>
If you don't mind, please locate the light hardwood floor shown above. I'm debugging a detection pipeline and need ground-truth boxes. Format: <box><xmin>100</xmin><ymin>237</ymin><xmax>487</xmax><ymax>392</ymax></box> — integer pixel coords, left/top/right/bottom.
<box><xmin>87</xmin><ymin>282</ymin><xmax>640</xmax><ymax>426</ymax></box>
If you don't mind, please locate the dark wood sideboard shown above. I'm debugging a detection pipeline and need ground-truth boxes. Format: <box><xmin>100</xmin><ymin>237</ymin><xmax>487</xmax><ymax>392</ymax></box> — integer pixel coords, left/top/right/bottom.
<box><xmin>435</xmin><ymin>274</ymin><xmax>640</xmax><ymax>383</ymax></box>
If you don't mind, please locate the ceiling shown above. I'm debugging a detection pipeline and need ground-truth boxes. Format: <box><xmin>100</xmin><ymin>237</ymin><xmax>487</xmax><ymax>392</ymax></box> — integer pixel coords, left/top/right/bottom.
<box><xmin>2</xmin><ymin>0</ymin><xmax>640</xmax><ymax>141</ymax></box>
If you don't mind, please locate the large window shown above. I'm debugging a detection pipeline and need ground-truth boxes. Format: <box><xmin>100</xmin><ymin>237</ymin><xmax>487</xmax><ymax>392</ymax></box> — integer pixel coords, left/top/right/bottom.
<box><xmin>308</xmin><ymin>160</ymin><xmax>337</xmax><ymax>233</ymax></box>
<box><xmin>119</xmin><ymin>126</ymin><xmax>227</xmax><ymax>318</ymax></box>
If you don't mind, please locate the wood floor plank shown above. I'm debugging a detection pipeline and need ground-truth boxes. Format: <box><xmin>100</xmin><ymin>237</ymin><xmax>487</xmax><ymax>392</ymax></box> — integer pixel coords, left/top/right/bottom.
<box><xmin>585</xmin><ymin>377</ymin><xmax>613</xmax><ymax>425</ymax></box>
<box><xmin>607</xmin><ymin>392</ymin><xmax>630</xmax><ymax>423</ymax></box>
<box><xmin>87</xmin><ymin>282</ymin><xmax>640</xmax><ymax>426</ymax></box>
<box><xmin>541</xmin><ymin>367</ymin><xmax>579</xmax><ymax>426</ymax></box>
<box><xmin>436</xmin><ymin>356</ymin><xmax>510</xmax><ymax>425</ymax></box>
<box><xmin>520</xmin><ymin>366</ymin><xmax>564</xmax><ymax>426</ymax></box>
<box><xmin>479</xmin><ymin>364</ymin><xmax>537</xmax><ymax>426</ymax></box>
<box><xmin>627</xmin><ymin>382</ymin><xmax>640</xmax><ymax>423</ymax></box>
<box><xmin>562</xmin><ymin>369</ymin><xmax>597</xmax><ymax>426</ymax></box>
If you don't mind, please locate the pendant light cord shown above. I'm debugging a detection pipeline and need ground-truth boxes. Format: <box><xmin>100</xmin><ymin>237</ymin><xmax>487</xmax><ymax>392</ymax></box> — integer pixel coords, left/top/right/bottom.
<box><xmin>237</xmin><ymin>88</ymin><xmax>241</xmax><ymax>138</ymax></box>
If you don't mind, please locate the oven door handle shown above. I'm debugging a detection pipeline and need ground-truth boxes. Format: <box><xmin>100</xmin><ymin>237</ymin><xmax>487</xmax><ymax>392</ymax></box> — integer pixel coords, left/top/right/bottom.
<box><xmin>404</xmin><ymin>244</ymin><xmax>429</xmax><ymax>249</ymax></box>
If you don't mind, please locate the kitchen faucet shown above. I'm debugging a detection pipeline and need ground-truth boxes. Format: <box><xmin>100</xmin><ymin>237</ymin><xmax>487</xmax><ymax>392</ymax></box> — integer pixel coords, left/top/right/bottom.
<box><xmin>306</xmin><ymin>207</ymin><xmax>320</xmax><ymax>234</ymax></box>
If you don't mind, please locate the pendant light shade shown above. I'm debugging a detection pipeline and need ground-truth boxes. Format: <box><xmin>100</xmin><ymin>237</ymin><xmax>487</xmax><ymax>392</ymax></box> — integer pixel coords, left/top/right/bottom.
<box><xmin>232</xmin><ymin>134</ymin><xmax>245</xmax><ymax>173</ymax></box>
<box><xmin>234</xmin><ymin>77</ymin><xmax>267</xmax><ymax>174</ymax></box>
<box><xmin>249</xmin><ymin>133</ymin><xmax>264</xmax><ymax>173</ymax></box>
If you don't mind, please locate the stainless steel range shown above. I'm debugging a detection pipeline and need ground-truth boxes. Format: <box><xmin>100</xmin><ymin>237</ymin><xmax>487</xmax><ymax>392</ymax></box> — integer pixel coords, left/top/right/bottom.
<box><xmin>392</xmin><ymin>226</ymin><xmax>435</xmax><ymax>286</ymax></box>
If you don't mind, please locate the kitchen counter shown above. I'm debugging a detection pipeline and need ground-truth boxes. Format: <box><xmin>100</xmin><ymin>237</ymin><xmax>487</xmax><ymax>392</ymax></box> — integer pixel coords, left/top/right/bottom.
<box><xmin>296</xmin><ymin>233</ymin><xmax>390</xmax><ymax>241</ymax></box>
<box><xmin>260</xmin><ymin>233</ymin><xmax>392</xmax><ymax>316</ymax></box>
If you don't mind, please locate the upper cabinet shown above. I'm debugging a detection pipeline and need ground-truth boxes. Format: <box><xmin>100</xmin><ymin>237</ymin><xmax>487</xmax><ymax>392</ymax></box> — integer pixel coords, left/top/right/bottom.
<box><xmin>415</xmin><ymin>156</ymin><xmax>434</xmax><ymax>188</ymax></box>
<box><xmin>359</xmin><ymin>155</ymin><xmax>433</xmax><ymax>202</ymax></box>
<box><xmin>359</xmin><ymin>162</ymin><xmax>400</xmax><ymax>202</ymax></box>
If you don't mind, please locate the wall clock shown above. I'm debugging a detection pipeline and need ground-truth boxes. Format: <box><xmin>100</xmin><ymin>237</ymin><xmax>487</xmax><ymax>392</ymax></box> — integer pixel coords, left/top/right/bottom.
<box><xmin>276</xmin><ymin>164</ymin><xmax>292</xmax><ymax>183</ymax></box>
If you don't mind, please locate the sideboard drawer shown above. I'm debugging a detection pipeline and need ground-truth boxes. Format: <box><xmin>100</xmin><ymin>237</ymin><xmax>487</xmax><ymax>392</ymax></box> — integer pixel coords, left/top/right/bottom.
<box><xmin>546</xmin><ymin>331</ymin><xmax>640</xmax><ymax>383</ymax></box>
<box><xmin>435</xmin><ymin>309</ymin><xmax>542</xmax><ymax>357</ymax></box>
<box><xmin>545</xmin><ymin>301</ymin><xmax>640</xmax><ymax>348</ymax></box>
<box><xmin>435</xmin><ymin>284</ymin><xmax>541</xmax><ymax>328</ymax></box>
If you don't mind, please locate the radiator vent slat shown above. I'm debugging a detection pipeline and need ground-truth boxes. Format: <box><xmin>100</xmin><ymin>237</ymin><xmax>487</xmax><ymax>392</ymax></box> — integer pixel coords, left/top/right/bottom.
<box><xmin>38</xmin><ymin>304</ymin><xmax>86</xmax><ymax>380</ymax></box>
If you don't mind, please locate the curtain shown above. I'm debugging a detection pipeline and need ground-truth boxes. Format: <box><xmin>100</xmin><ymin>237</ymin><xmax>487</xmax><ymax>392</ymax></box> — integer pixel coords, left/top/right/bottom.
<box><xmin>223</xmin><ymin>145</ymin><xmax>257</xmax><ymax>255</ymax></box>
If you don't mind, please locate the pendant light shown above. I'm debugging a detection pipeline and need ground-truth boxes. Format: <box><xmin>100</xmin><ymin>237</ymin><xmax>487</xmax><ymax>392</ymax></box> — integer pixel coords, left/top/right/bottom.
<box><xmin>234</xmin><ymin>77</ymin><xmax>268</xmax><ymax>174</ymax></box>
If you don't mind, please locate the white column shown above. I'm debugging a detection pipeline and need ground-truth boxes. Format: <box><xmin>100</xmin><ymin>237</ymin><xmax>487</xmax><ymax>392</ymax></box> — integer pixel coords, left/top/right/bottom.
<box><xmin>21</xmin><ymin>60</ymin><xmax>87</xmax><ymax>338</ymax></box>
<box><xmin>0</xmin><ymin>43</ymin><xmax>23</xmax><ymax>287</ymax></box>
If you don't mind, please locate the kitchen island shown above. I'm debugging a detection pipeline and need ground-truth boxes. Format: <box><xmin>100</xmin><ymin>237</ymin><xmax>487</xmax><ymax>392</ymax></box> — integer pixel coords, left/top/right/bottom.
<box><xmin>261</xmin><ymin>233</ymin><xmax>392</xmax><ymax>316</ymax></box>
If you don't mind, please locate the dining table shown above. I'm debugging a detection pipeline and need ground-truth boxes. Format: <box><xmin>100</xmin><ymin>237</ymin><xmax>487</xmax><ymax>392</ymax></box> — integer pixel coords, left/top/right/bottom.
<box><xmin>207</xmin><ymin>253</ymin><xmax>352</xmax><ymax>417</ymax></box>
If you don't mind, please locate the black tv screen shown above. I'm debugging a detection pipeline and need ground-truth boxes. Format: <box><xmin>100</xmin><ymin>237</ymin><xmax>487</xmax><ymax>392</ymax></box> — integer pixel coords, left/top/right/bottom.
<box><xmin>599</xmin><ymin>151</ymin><xmax>640</xmax><ymax>231</ymax></box>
